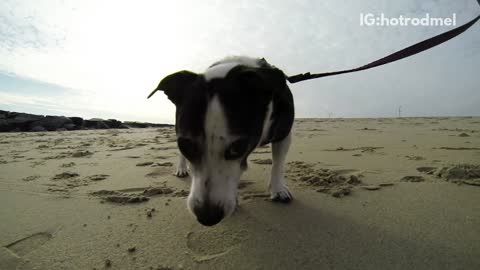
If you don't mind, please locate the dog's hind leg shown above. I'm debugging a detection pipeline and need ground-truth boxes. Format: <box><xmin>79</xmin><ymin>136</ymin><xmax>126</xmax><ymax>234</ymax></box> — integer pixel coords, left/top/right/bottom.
<box><xmin>175</xmin><ymin>152</ymin><xmax>189</xmax><ymax>177</ymax></box>
<box><xmin>269</xmin><ymin>132</ymin><xmax>293</xmax><ymax>202</ymax></box>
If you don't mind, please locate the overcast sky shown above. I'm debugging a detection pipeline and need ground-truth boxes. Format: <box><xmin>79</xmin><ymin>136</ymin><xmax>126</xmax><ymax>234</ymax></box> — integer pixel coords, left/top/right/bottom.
<box><xmin>0</xmin><ymin>0</ymin><xmax>479</xmax><ymax>123</ymax></box>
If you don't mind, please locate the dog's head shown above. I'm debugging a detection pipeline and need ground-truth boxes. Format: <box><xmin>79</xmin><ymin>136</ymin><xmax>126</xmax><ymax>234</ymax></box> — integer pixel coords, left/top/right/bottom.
<box><xmin>149</xmin><ymin>58</ymin><xmax>287</xmax><ymax>226</ymax></box>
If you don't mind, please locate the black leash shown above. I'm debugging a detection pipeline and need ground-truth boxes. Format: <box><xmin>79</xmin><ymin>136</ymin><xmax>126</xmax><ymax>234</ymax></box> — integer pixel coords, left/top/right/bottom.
<box><xmin>287</xmin><ymin>14</ymin><xmax>480</xmax><ymax>84</ymax></box>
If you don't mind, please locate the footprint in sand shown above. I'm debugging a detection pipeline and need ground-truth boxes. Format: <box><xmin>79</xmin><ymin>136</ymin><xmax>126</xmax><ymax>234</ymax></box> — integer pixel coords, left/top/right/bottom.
<box><xmin>252</xmin><ymin>149</ymin><xmax>271</xmax><ymax>154</ymax></box>
<box><xmin>52</xmin><ymin>172</ymin><xmax>79</xmax><ymax>180</ymax></box>
<box><xmin>145</xmin><ymin>167</ymin><xmax>172</xmax><ymax>178</ymax></box>
<box><xmin>52</xmin><ymin>172</ymin><xmax>80</xmax><ymax>180</ymax></box>
<box><xmin>241</xmin><ymin>192</ymin><xmax>270</xmax><ymax>201</ymax></box>
<box><xmin>416</xmin><ymin>167</ymin><xmax>437</xmax><ymax>174</ymax></box>
<box><xmin>429</xmin><ymin>164</ymin><xmax>480</xmax><ymax>186</ymax></box>
<box><xmin>238</xmin><ymin>181</ymin><xmax>254</xmax><ymax>189</ymax></box>
<box><xmin>152</xmin><ymin>162</ymin><xmax>173</xmax><ymax>167</ymax></box>
<box><xmin>0</xmin><ymin>247</ymin><xmax>23</xmax><ymax>269</ymax></box>
<box><xmin>286</xmin><ymin>161</ymin><xmax>364</xmax><ymax>198</ymax></box>
<box><xmin>91</xmin><ymin>185</ymin><xmax>186</xmax><ymax>204</ymax></box>
<box><xmin>136</xmin><ymin>161</ymin><xmax>154</xmax><ymax>167</ymax></box>
<box><xmin>251</xmin><ymin>158</ymin><xmax>272</xmax><ymax>165</ymax></box>
<box><xmin>22</xmin><ymin>175</ymin><xmax>40</xmax><ymax>182</ymax></box>
<box><xmin>87</xmin><ymin>174</ymin><xmax>109</xmax><ymax>181</ymax></box>
<box><xmin>186</xmin><ymin>229</ymin><xmax>248</xmax><ymax>262</ymax></box>
<box><xmin>5</xmin><ymin>232</ymin><xmax>52</xmax><ymax>256</ymax></box>
<box><xmin>436</xmin><ymin>146</ymin><xmax>480</xmax><ymax>151</ymax></box>
<box><xmin>406</xmin><ymin>155</ymin><xmax>426</xmax><ymax>161</ymax></box>
<box><xmin>60</xmin><ymin>162</ymin><xmax>76</xmax><ymax>168</ymax></box>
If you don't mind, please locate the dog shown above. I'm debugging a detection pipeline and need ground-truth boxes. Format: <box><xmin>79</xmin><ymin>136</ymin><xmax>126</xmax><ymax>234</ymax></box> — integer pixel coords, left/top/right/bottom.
<box><xmin>148</xmin><ymin>56</ymin><xmax>294</xmax><ymax>226</ymax></box>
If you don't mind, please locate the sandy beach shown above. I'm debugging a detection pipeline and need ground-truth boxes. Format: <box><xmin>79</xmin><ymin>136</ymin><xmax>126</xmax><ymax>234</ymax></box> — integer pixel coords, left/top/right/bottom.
<box><xmin>1</xmin><ymin>117</ymin><xmax>479</xmax><ymax>270</ymax></box>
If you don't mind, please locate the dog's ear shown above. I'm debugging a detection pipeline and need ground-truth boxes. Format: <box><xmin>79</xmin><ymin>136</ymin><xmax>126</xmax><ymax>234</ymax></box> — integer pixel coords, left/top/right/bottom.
<box><xmin>236</xmin><ymin>67</ymin><xmax>287</xmax><ymax>94</ymax></box>
<box><xmin>257</xmin><ymin>67</ymin><xmax>287</xmax><ymax>91</ymax></box>
<box><xmin>147</xmin><ymin>70</ymin><xmax>199</xmax><ymax>105</ymax></box>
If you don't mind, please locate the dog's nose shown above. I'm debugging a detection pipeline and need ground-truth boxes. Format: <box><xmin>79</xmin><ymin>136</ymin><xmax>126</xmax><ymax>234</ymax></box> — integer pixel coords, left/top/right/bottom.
<box><xmin>193</xmin><ymin>203</ymin><xmax>224</xmax><ymax>226</ymax></box>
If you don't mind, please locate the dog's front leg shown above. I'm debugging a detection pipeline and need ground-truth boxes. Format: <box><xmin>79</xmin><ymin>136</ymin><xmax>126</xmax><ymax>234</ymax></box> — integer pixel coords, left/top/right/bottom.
<box><xmin>269</xmin><ymin>133</ymin><xmax>293</xmax><ymax>202</ymax></box>
<box><xmin>175</xmin><ymin>152</ymin><xmax>189</xmax><ymax>177</ymax></box>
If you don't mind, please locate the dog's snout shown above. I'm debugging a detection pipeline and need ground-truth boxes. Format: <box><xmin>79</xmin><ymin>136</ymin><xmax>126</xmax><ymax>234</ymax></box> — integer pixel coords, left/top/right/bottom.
<box><xmin>193</xmin><ymin>202</ymin><xmax>224</xmax><ymax>226</ymax></box>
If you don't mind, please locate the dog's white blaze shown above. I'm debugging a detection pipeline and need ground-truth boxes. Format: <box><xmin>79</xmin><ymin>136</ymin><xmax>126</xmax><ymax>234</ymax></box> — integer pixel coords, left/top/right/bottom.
<box><xmin>204</xmin><ymin>56</ymin><xmax>261</xmax><ymax>82</ymax></box>
<box><xmin>187</xmin><ymin>95</ymin><xmax>241</xmax><ymax>217</ymax></box>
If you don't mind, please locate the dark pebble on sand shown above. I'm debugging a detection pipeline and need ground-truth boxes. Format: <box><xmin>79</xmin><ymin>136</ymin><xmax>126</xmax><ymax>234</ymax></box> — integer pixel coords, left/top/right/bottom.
<box><xmin>400</xmin><ymin>176</ymin><xmax>425</xmax><ymax>182</ymax></box>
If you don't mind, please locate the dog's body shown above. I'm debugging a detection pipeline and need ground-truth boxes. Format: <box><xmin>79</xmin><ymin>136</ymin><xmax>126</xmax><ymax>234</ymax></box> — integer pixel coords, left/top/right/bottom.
<box><xmin>149</xmin><ymin>56</ymin><xmax>294</xmax><ymax>226</ymax></box>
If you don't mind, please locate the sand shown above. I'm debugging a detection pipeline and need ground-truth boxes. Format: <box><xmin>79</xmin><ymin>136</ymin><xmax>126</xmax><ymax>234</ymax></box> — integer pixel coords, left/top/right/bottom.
<box><xmin>0</xmin><ymin>117</ymin><xmax>479</xmax><ymax>269</ymax></box>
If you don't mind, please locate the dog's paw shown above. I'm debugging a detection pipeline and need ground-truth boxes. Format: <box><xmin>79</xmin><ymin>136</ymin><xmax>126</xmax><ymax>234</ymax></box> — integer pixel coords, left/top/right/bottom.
<box><xmin>270</xmin><ymin>186</ymin><xmax>293</xmax><ymax>203</ymax></box>
<box><xmin>175</xmin><ymin>167</ymin><xmax>189</xmax><ymax>178</ymax></box>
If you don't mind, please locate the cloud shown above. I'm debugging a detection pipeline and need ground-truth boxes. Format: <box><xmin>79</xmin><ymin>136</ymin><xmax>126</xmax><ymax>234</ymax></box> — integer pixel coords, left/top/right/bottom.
<box><xmin>0</xmin><ymin>0</ymin><xmax>479</xmax><ymax>121</ymax></box>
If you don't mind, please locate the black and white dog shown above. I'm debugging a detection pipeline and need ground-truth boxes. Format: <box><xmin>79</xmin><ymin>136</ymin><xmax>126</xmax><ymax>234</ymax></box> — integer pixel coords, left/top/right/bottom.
<box><xmin>148</xmin><ymin>56</ymin><xmax>294</xmax><ymax>226</ymax></box>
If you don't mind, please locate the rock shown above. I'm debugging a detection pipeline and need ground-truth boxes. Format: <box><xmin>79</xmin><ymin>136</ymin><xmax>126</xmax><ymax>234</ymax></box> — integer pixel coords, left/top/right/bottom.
<box><xmin>96</xmin><ymin>121</ymin><xmax>110</xmax><ymax>129</ymax></box>
<box><xmin>9</xmin><ymin>112</ymin><xmax>44</xmax><ymax>122</ymax></box>
<box><xmin>69</xmin><ymin>117</ymin><xmax>84</xmax><ymax>126</ymax></box>
<box><xmin>0</xmin><ymin>110</ymin><xmax>8</xmax><ymax>119</ymax></box>
<box><xmin>31</xmin><ymin>116</ymin><xmax>72</xmax><ymax>131</ymax></box>
<box><xmin>0</xmin><ymin>119</ymin><xmax>10</xmax><ymax>132</ymax></box>
<box><xmin>0</xmin><ymin>110</ymin><xmax>171</xmax><ymax>132</ymax></box>
<box><xmin>124</xmin><ymin>121</ymin><xmax>148</xmax><ymax>128</ymax></box>
<box><xmin>105</xmin><ymin>119</ymin><xmax>122</xmax><ymax>128</ymax></box>
<box><xmin>84</xmin><ymin>119</ymin><xmax>110</xmax><ymax>129</ymax></box>
<box><xmin>0</xmin><ymin>113</ymin><xmax>45</xmax><ymax>131</ymax></box>
<box><xmin>64</xmin><ymin>123</ymin><xmax>76</xmax><ymax>130</ymax></box>
<box><xmin>123</xmin><ymin>121</ymin><xmax>173</xmax><ymax>128</ymax></box>
<box><xmin>30</xmin><ymin>126</ymin><xmax>47</xmax><ymax>132</ymax></box>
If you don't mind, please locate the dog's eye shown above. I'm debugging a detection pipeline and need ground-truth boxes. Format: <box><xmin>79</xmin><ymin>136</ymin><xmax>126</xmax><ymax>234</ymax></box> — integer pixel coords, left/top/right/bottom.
<box><xmin>178</xmin><ymin>137</ymin><xmax>201</xmax><ymax>162</ymax></box>
<box><xmin>225</xmin><ymin>139</ymin><xmax>249</xmax><ymax>160</ymax></box>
